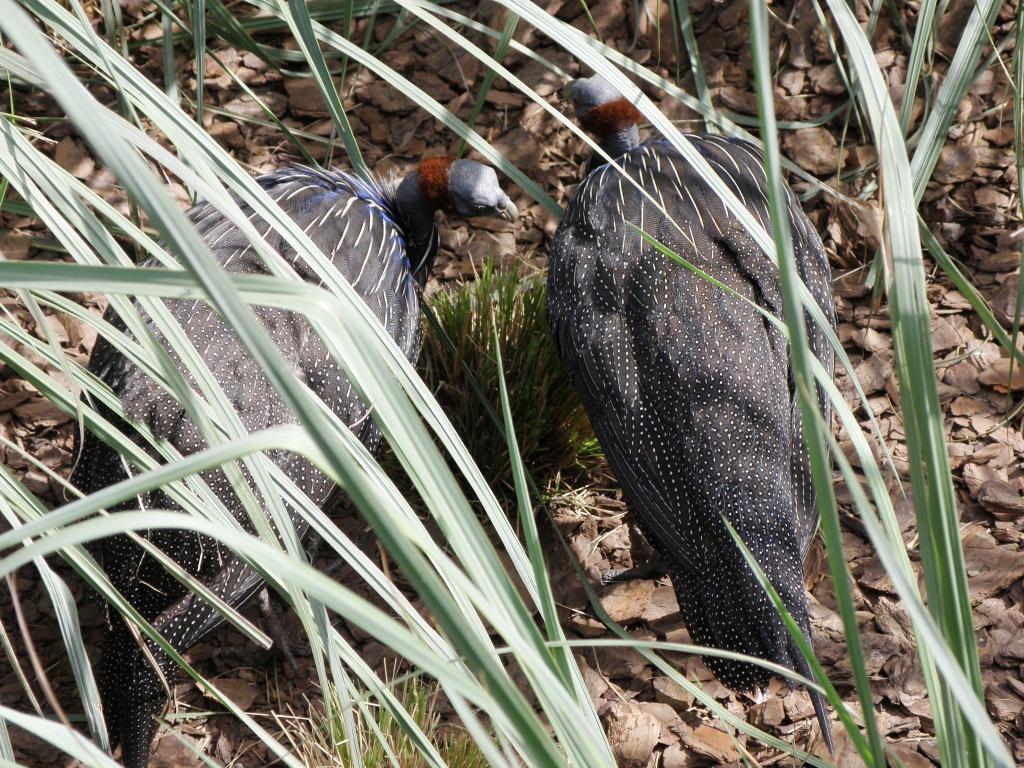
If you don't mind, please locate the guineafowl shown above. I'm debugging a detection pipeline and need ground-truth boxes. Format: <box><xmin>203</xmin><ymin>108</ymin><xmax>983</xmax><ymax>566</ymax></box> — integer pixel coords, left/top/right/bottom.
<box><xmin>70</xmin><ymin>157</ymin><xmax>516</xmax><ymax>768</ymax></box>
<box><xmin>547</xmin><ymin>75</ymin><xmax>835</xmax><ymax>750</ymax></box>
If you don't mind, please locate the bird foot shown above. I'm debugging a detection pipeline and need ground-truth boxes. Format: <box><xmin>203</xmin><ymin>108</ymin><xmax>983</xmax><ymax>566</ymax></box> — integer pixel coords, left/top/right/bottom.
<box><xmin>257</xmin><ymin>588</ymin><xmax>311</xmax><ymax>673</ymax></box>
<box><xmin>601</xmin><ymin>556</ymin><xmax>670</xmax><ymax>584</ymax></box>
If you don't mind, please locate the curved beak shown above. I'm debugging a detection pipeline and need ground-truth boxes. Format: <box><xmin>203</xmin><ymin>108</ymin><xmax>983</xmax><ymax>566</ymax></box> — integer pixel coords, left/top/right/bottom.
<box><xmin>497</xmin><ymin>194</ymin><xmax>518</xmax><ymax>222</ymax></box>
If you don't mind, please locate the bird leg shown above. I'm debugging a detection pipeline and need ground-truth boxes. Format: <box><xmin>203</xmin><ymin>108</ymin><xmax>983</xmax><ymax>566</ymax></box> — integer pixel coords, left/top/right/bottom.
<box><xmin>257</xmin><ymin>535</ymin><xmax>352</xmax><ymax>670</ymax></box>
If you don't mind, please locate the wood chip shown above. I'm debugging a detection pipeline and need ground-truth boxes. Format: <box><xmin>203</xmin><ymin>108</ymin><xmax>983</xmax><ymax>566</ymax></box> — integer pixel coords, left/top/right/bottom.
<box><xmin>54</xmin><ymin>137</ymin><xmax>95</xmax><ymax>179</ymax></box>
<box><xmin>207</xmin><ymin>677</ymin><xmax>259</xmax><ymax>711</ymax></box>
<box><xmin>600</xmin><ymin>579</ymin><xmax>656</xmax><ymax>624</ymax></box>
<box><xmin>986</xmin><ymin>680</ymin><xmax>1024</xmax><ymax>720</ymax></box>
<box><xmin>652</xmin><ymin>676</ymin><xmax>694</xmax><ymax>709</ymax></box>
<box><xmin>963</xmin><ymin>525</ymin><xmax>1024</xmax><ymax>603</ymax></box>
<box><xmin>977</xmin><ymin>479</ymin><xmax>1024</xmax><ymax>521</ymax></box>
<box><xmin>602</xmin><ymin>701</ymin><xmax>660</xmax><ymax>768</ymax></box>
<box><xmin>752</xmin><ymin>695</ymin><xmax>785</xmax><ymax>726</ymax></box>
<box><xmin>661</xmin><ymin>743</ymin><xmax>701</xmax><ymax>768</ymax></box>
<box><xmin>783</xmin><ymin>127</ymin><xmax>848</xmax><ymax>175</ymax></box>
<box><xmin>149</xmin><ymin>732</ymin><xmax>200</xmax><ymax>768</ymax></box>
<box><xmin>933</xmin><ymin>144</ymin><xmax>976</xmax><ymax>183</ymax></box>
<box><xmin>977</xmin><ymin>358</ymin><xmax>1024</xmax><ymax>391</ymax></box>
<box><xmin>641</xmin><ymin>584</ymin><xmax>680</xmax><ymax>628</ymax></box>
<box><xmin>284</xmin><ymin>78</ymin><xmax>328</xmax><ymax>116</ymax></box>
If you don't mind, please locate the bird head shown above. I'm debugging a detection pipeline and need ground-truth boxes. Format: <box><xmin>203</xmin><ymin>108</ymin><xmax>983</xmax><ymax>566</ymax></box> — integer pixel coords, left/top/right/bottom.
<box><xmin>569</xmin><ymin>75</ymin><xmax>643</xmax><ymax>138</ymax></box>
<box><xmin>418</xmin><ymin>156</ymin><xmax>517</xmax><ymax>222</ymax></box>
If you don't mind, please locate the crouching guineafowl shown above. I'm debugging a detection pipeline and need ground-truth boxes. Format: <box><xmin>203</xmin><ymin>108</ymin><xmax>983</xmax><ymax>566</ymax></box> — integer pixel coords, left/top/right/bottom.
<box><xmin>547</xmin><ymin>76</ymin><xmax>836</xmax><ymax>749</ymax></box>
<box><xmin>70</xmin><ymin>157</ymin><xmax>517</xmax><ymax>768</ymax></box>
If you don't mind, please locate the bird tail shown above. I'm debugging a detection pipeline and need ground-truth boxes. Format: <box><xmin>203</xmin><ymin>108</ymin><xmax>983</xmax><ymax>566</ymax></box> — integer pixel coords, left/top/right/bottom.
<box><xmin>670</xmin><ymin>558</ymin><xmax>791</xmax><ymax>688</ymax></box>
<box><xmin>786</xmin><ymin>633</ymin><xmax>834</xmax><ymax>755</ymax></box>
<box><xmin>100</xmin><ymin>618</ymin><xmax>170</xmax><ymax>768</ymax></box>
<box><xmin>98</xmin><ymin>620</ymin><xmax>130</xmax><ymax>754</ymax></box>
<box><xmin>671</xmin><ymin>559</ymin><xmax>832</xmax><ymax>751</ymax></box>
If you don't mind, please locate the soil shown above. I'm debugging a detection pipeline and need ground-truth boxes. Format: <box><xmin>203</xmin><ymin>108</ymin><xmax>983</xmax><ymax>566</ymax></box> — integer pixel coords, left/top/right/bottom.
<box><xmin>2</xmin><ymin>1</ymin><xmax>1023</xmax><ymax>766</ymax></box>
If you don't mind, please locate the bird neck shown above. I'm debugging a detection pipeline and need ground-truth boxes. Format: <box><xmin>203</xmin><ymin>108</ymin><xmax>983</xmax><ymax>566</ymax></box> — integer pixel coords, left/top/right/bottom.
<box><xmin>395</xmin><ymin>171</ymin><xmax>441</xmax><ymax>282</ymax></box>
<box><xmin>586</xmin><ymin>125</ymin><xmax>640</xmax><ymax>173</ymax></box>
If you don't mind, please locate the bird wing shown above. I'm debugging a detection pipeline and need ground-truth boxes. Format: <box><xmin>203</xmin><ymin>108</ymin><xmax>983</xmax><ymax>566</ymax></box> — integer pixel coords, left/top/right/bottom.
<box><xmin>74</xmin><ymin>169</ymin><xmax>419</xmax><ymax>637</ymax></box>
<box><xmin>550</xmin><ymin>139</ymin><xmax>832</xmax><ymax>574</ymax></box>
<box><xmin>786</xmin><ymin>178</ymin><xmax>836</xmax><ymax>559</ymax></box>
<box><xmin>677</xmin><ymin>136</ymin><xmax>836</xmax><ymax>561</ymax></box>
<box><xmin>121</xmin><ymin>168</ymin><xmax>416</xmax><ymax>490</ymax></box>
<box><xmin>190</xmin><ymin>166</ymin><xmax>423</xmax><ymax>352</ymax></box>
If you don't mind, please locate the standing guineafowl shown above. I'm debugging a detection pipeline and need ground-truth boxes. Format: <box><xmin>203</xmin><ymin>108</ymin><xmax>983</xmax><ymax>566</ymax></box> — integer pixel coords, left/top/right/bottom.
<box><xmin>547</xmin><ymin>76</ymin><xmax>835</xmax><ymax>749</ymax></box>
<box><xmin>70</xmin><ymin>157</ymin><xmax>516</xmax><ymax>768</ymax></box>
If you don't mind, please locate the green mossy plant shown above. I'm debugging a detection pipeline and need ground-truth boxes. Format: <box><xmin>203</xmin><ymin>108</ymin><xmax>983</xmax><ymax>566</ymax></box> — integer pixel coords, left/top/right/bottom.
<box><xmin>304</xmin><ymin>676</ymin><xmax>488</xmax><ymax>768</ymax></box>
<box><xmin>420</xmin><ymin>261</ymin><xmax>596</xmax><ymax>497</ymax></box>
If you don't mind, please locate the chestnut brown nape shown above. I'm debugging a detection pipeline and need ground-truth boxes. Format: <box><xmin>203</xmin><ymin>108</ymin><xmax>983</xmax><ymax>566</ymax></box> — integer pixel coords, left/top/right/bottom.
<box><xmin>579</xmin><ymin>97</ymin><xmax>643</xmax><ymax>137</ymax></box>
<box><xmin>418</xmin><ymin>155</ymin><xmax>455</xmax><ymax>211</ymax></box>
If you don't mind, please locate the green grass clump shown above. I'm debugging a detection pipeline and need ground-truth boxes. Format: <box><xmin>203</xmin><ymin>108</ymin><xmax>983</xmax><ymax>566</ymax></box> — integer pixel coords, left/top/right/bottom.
<box><xmin>304</xmin><ymin>677</ymin><xmax>487</xmax><ymax>768</ymax></box>
<box><xmin>420</xmin><ymin>261</ymin><xmax>595</xmax><ymax>495</ymax></box>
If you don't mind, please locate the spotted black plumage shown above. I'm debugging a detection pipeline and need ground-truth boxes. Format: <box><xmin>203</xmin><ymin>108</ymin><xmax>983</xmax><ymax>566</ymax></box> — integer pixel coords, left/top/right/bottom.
<box><xmin>548</xmin><ymin>81</ymin><xmax>836</xmax><ymax>749</ymax></box>
<box><xmin>70</xmin><ymin>160</ymin><xmax>515</xmax><ymax>768</ymax></box>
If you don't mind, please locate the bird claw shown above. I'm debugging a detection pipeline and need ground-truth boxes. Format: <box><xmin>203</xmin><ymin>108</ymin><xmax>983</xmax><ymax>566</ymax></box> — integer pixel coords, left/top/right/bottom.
<box><xmin>601</xmin><ymin>556</ymin><xmax>670</xmax><ymax>584</ymax></box>
<box><xmin>273</xmin><ymin>636</ymin><xmax>312</xmax><ymax>674</ymax></box>
<box><xmin>257</xmin><ymin>589</ymin><xmax>311</xmax><ymax>673</ymax></box>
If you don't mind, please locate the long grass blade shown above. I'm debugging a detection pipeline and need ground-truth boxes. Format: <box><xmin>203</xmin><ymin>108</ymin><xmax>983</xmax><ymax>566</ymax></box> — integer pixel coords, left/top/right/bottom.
<box><xmin>271</xmin><ymin>0</ymin><xmax>367</xmax><ymax>178</ymax></box>
<box><xmin>747</xmin><ymin>0</ymin><xmax>884</xmax><ymax>760</ymax></box>
<box><xmin>825</xmin><ymin>2</ymin><xmax>998</xmax><ymax>765</ymax></box>
<box><xmin>909</xmin><ymin>0</ymin><xmax>1000</xmax><ymax>199</ymax></box>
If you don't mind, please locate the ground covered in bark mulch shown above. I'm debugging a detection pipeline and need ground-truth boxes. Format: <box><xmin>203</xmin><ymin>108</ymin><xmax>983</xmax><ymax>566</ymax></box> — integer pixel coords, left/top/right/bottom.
<box><xmin>2</xmin><ymin>1</ymin><xmax>1024</xmax><ymax>766</ymax></box>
